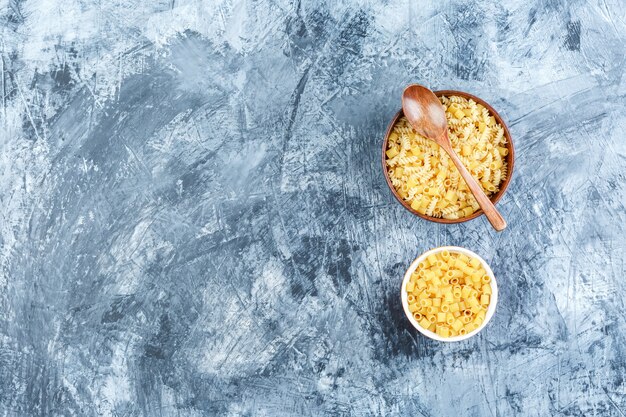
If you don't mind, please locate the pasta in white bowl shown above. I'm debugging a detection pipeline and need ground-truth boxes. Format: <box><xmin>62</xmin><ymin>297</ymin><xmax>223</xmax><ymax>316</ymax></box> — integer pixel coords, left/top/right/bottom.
<box><xmin>401</xmin><ymin>246</ymin><xmax>498</xmax><ymax>342</ymax></box>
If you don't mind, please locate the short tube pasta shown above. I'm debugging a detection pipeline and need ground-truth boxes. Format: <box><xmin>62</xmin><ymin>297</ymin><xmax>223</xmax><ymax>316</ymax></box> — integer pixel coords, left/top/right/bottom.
<box><xmin>405</xmin><ymin>250</ymin><xmax>493</xmax><ymax>338</ymax></box>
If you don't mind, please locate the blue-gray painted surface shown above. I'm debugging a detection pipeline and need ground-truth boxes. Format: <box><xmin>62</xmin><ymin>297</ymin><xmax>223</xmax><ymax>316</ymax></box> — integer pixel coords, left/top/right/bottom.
<box><xmin>1</xmin><ymin>1</ymin><xmax>625</xmax><ymax>416</ymax></box>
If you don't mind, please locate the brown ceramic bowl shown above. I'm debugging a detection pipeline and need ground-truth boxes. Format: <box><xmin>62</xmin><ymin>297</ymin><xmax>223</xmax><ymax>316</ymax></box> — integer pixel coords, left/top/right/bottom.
<box><xmin>382</xmin><ymin>89</ymin><xmax>515</xmax><ymax>224</ymax></box>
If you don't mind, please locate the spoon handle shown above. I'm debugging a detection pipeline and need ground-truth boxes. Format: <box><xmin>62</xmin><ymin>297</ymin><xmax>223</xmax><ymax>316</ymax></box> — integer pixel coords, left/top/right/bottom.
<box><xmin>439</xmin><ymin>137</ymin><xmax>507</xmax><ymax>232</ymax></box>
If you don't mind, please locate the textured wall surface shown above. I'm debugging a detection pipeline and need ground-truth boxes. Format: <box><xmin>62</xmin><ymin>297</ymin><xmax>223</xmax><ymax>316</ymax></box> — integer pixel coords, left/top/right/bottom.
<box><xmin>1</xmin><ymin>0</ymin><xmax>625</xmax><ymax>416</ymax></box>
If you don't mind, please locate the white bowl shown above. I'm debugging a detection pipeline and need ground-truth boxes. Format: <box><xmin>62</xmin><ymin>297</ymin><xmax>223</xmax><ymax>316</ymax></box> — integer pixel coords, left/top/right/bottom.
<box><xmin>401</xmin><ymin>246</ymin><xmax>498</xmax><ymax>342</ymax></box>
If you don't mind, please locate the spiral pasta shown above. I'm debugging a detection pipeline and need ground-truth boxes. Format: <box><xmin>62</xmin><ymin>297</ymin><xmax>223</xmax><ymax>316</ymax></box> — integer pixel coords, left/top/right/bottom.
<box><xmin>386</xmin><ymin>95</ymin><xmax>508</xmax><ymax>219</ymax></box>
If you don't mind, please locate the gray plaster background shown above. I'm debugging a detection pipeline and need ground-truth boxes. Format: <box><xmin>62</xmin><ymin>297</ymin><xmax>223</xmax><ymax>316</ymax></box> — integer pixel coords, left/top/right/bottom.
<box><xmin>1</xmin><ymin>0</ymin><xmax>625</xmax><ymax>416</ymax></box>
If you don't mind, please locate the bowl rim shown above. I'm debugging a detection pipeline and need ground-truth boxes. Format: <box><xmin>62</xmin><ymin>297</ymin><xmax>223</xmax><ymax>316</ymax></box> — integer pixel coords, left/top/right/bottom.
<box><xmin>400</xmin><ymin>246</ymin><xmax>498</xmax><ymax>342</ymax></box>
<box><xmin>381</xmin><ymin>89</ymin><xmax>515</xmax><ymax>224</ymax></box>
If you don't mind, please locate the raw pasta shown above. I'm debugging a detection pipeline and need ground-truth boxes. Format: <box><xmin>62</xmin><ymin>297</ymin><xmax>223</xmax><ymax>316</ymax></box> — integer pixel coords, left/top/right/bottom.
<box><xmin>404</xmin><ymin>250</ymin><xmax>492</xmax><ymax>338</ymax></box>
<box><xmin>386</xmin><ymin>95</ymin><xmax>508</xmax><ymax>219</ymax></box>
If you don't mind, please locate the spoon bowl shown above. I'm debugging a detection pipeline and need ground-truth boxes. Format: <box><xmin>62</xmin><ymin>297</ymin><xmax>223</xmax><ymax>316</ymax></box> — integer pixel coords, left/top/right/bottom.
<box><xmin>401</xmin><ymin>84</ymin><xmax>448</xmax><ymax>143</ymax></box>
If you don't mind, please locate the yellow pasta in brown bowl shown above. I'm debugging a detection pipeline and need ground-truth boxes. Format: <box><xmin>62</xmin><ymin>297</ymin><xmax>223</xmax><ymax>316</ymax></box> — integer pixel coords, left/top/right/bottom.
<box><xmin>382</xmin><ymin>90</ymin><xmax>514</xmax><ymax>223</ymax></box>
<box><xmin>401</xmin><ymin>246</ymin><xmax>498</xmax><ymax>341</ymax></box>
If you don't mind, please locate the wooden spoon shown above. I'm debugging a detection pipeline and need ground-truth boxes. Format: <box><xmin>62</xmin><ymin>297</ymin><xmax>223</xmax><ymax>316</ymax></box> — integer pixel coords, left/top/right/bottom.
<box><xmin>401</xmin><ymin>84</ymin><xmax>507</xmax><ymax>231</ymax></box>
